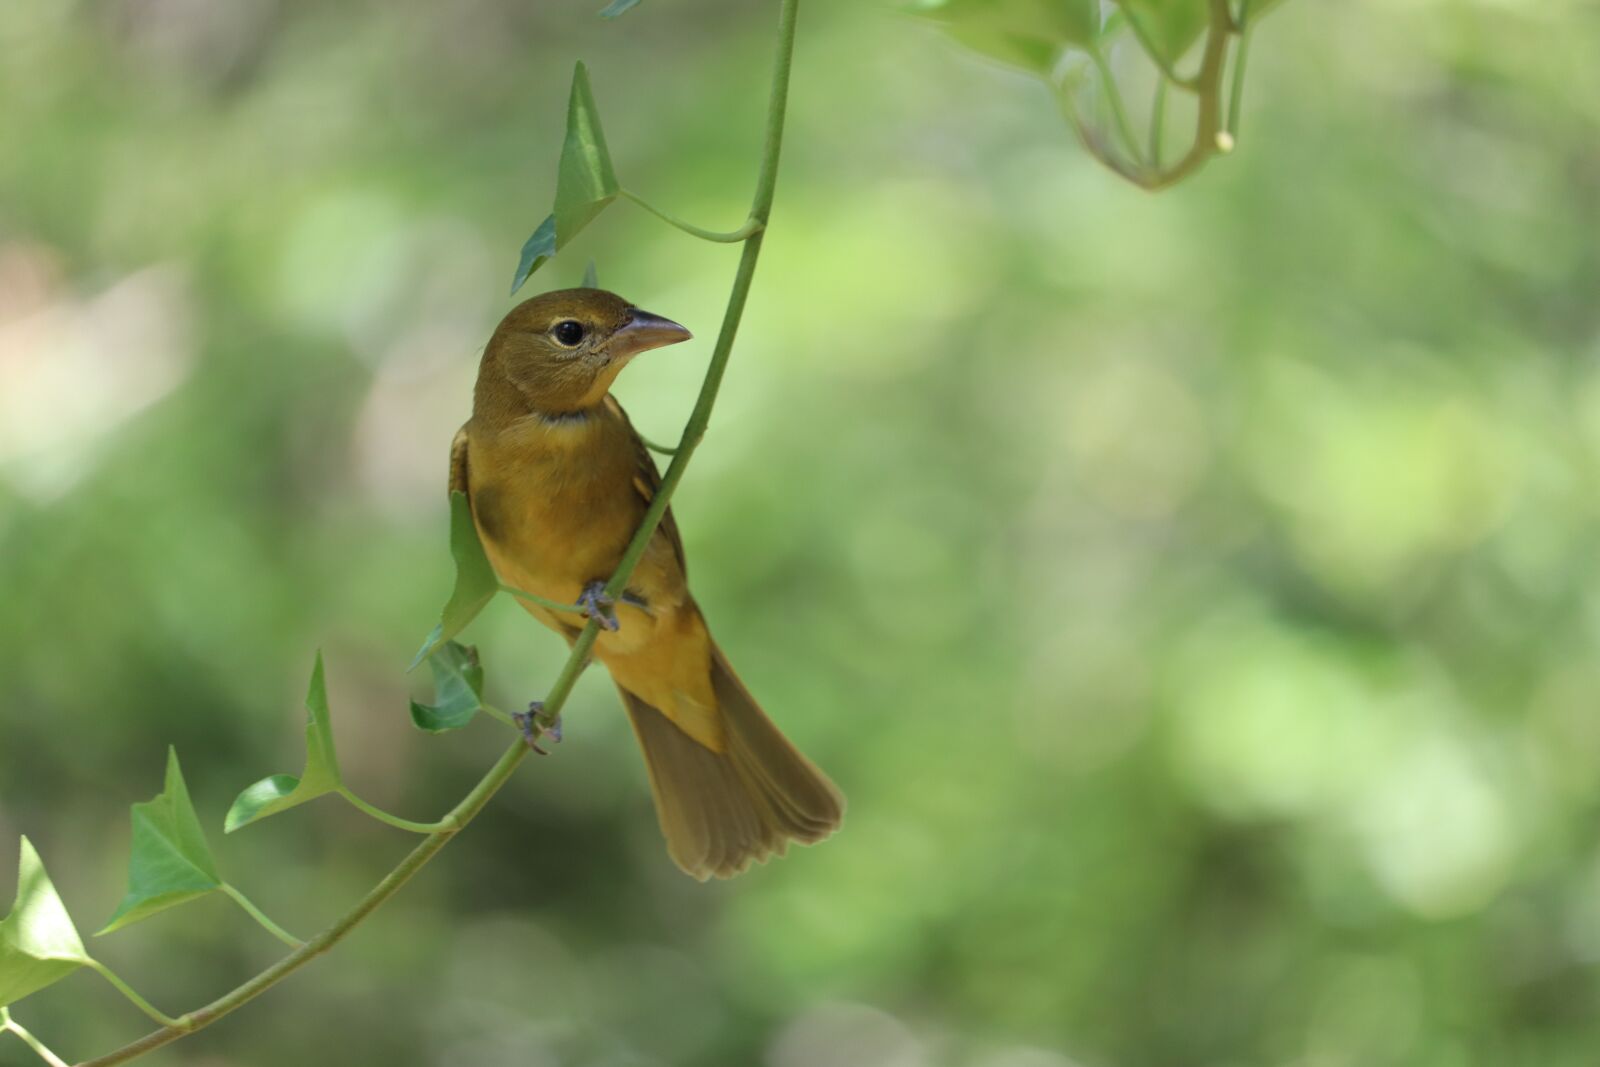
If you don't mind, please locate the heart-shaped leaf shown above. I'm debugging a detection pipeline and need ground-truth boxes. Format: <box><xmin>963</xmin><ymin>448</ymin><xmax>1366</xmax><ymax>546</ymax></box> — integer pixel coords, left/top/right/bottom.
<box><xmin>0</xmin><ymin>838</ymin><xmax>91</xmax><ymax>1007</ymax></box>
<box><xmin>412</xmin><ymin>491</ymin><xmax>499</xmax><ymax>669</ymax></box>
<box><xmin>511</xmin><ymin>62</ymin><xmax>621</xmax><ymax>294</ymax></box>
<box><xmin>99</xmin><ymin>750</ymin><xmax>222</xmax><ymax>935</ymax></box>
<box><xmin>599</xmin><ymin>0</ymin><xmax>642</xmax><ymax>16</ymax></box>
<box><xmin>410</xmin><ymin>641</ymin><xmax>487</xmax><ymax>733</ymax></box>
<box><xmin>225</xmin><ymin>653</ymin><xmax>346</xmax><ymax>832</ymax></box>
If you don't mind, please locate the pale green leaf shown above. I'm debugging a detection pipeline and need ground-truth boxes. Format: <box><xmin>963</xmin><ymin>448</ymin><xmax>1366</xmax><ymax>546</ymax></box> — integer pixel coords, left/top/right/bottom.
<box><xmin>409</xmin><ymin>641</ymin><xmax>487</xmax><ymax>733</ymax></box>
<box><xmin>511</xmin><ymin>62</ymin><xmax>620</xmax><ymax>294</ymax></box>
<box><xmin>0</xmin><ymin>838</ymin><xmax>91</xmax><ymax>1007</ymax></box>
<box><xmin>511</xmin><ymin>215</ymin><xmax>557</xmax><ymax>296</ymax></box>
<box><xmin>912</xmin><ymin>0</ymin><xmax>1101</xmax><ymax>73</ymax></box>
<box><xmin>412</xmin><ymin>491</ymin><xmax>499</xmax><ymax>668</ymax></box>
<box><xmin>599</xmin><ymin>0</ymin><xmax>642</xmax><ymax>16</ymax></box>
<box><xmin>99</xmin><ymin>750</ymin><xmax>222</xmax><ymax>935</ymax></box>
<box><xmin>225</xmin><ymin>653</ymin><xmax>346</xmax><ymax>832</ymax></box>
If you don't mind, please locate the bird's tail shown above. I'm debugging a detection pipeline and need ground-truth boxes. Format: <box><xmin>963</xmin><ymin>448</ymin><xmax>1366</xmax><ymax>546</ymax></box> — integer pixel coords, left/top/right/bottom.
<box><xmin>619</xmin><ymin>644</ymin><xmax>844</xmax><ymax>880</ymax></box>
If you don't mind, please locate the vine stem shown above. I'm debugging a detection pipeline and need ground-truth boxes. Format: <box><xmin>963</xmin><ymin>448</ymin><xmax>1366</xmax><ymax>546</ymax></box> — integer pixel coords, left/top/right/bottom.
<box><xmin>1062</xmin><ymin>0</ymin><xmax>1235</xmax><ymax>191</ymax></box>
<box><xmin>73</xmin><ymin>1</ymin><xmax>802</xmax><ymax>1063</ymax></box>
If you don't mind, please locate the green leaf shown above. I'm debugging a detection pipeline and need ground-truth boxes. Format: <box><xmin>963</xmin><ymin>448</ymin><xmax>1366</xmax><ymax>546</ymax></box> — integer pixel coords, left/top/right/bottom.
<box><xmin>599</xmin><ymin>0</ymin><xmax>642</xmax><ymax>16</ymax></box>
<box><xmin>1117</xmin><ymin>0</ymin><xmax>1209</xmax><ymax>68</ymax></box>
<box><xmin>99</xmin><ymin>750</ymin><xmax>222</xmax><ymax>935</ymax></box>
<box><xmin>943</xmin><ymin>26</ymin><xmax>1061</xmax><ymax>74</ymax></box>
<box><xmin>510</xmin><ymin>61</ymin><xmax>621</xmax><ymax>294</ymax></box>
<box><xmin>409</xmin><ymin>641</ymin><xmax>487</xmax><ymax>733</ymax></box>
<box><xmin>412</xmin><ymin>491</ymin><xmax>499</xmax><ymax>669</ymax></box>
<box><xmin>582</xmin><ymin>259</ymin><xmax>600</xmax><ymax>289</ymax></box>
<box><xmin>225</xmin><ymin>653</ymin><xmax>346</xmax><ymax>832</ymax></box>
<box><xmin>912</xmin><ymin>0</ymin><xmax>1101</xmax><ymax>73</ymax></box>
<box><xmin>0</xmin><ymin>838</ymin><xmax>91</xmax><ymax>1007</ymax></box>
<box><xmin>511</xmin><ymin>215</ymin><xmax>557</xmax><ymax>296</ymax></box>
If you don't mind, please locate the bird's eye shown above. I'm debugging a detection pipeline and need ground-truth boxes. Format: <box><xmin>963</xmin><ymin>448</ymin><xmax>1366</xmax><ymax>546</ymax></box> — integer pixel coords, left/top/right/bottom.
<box><xmin>552</xmin><ymin>320</ymin><xmax>586</xmax><ymax>347</ymax></box>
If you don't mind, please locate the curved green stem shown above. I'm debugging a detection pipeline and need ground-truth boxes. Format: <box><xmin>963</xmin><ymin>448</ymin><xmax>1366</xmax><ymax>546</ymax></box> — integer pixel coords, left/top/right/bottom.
<box><xmin>1116</xmin><ymin>2</ymin><xmax>1201</xmax><ymax>90</ymax></box>
<box><xmin>71</xmin><ymin>2</ymin><xmax>802</xmax><ymax>1063</ymax></box>
<box><xmin>3</xmin><ymin>1009</ymin><xmax>71</xmax><ymax>1067</ymax></box>
<box><xmin>85</xmin><ymin>960</ymin><xmax>182</xmax><ymax>1029</ymax></box>
<box><xmin>639</xmin><ymin>435</ymin><xmax>679</xmax><ymax>456</ymax></box>
<box><xmin>220</xmin><ymin>883</ymin><xmax>304</xmax><ymax>949</ymax></box>
<box><xmin>1090</xmin><ymin>48</ymin><xmax>1145</xmax><ymax>169</ymax></box>
<box><xmin>478</xmin><ymin>702</ymin><xmax>519</xmax><ymax>729</ymax></box>
<box><xmin>1148</xmin><ymin>74</ymin><xmax>1168</xmax><ymax>168</ymax></box>
<box><xmin>1056</xmin><ymin>79</ymin><xmax>1146</xmax><ymax>186</ymax></box>
<box><xmin>622</xmin><ymin>189</ymin><xmax>763</xmax><ymax>243</ymax></box>
<box><xmin>497</xmin><ymin>583</ymin><xmax>585</xmax><ymax>614</ymax></box>
<box><xmin>334</xmin><ymin>786</ymin><xmax>456</xmax><ymax>835</ymax></box>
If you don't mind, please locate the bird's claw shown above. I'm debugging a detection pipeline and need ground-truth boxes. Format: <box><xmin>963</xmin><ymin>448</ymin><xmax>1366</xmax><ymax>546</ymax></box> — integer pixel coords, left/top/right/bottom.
<box><xmin>578</xmin><ymin>580</ymin><xmax>620</xmax><ymax>632</ymax></box>
<box><xmin>514</xmin><ymin>701</ymin><xmax>562</xmax><ymax>754</ymax></box>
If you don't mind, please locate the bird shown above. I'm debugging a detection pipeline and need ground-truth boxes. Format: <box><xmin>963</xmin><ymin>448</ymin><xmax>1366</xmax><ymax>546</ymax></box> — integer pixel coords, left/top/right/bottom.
<box><xmin>450</xmin><ymin>287</ymin><xmax>844</xmax><ymax>879</ymax></box>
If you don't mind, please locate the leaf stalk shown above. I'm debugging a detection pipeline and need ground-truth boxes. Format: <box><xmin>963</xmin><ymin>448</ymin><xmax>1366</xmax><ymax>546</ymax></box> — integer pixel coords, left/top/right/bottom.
<box><xmin>621</xmin><ymin>189</ymin><xmax>763</xmax><ymax>243</ymax></box>
<box><xmin>3</xmin><ymin>1008</ymin><xmax>72</xmax><ymax>1067</ymax></box>
<box><xmin>219</xmin><ymin>884</ymin><xmax>304</xmax><ymax>949</ymax></box>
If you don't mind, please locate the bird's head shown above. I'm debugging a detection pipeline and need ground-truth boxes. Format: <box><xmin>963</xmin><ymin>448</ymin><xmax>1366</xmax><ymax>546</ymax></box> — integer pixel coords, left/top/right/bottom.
<box><xmin>483</xmin><ymin>288</ymin><xmax>692</xmax><ymax>414</ymax></box>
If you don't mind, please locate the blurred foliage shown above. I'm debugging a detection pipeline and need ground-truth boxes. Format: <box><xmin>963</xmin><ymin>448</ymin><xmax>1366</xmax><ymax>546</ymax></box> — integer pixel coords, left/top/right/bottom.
<box><xmin>913</xmin><ymin>0</ymin><xmax>1280</xmax><ymax>188</ymax></box>
<box><xmin>3</xmin><ymin>0</ymin><xmax>1600</xmax><ymax>1066</ymax></box>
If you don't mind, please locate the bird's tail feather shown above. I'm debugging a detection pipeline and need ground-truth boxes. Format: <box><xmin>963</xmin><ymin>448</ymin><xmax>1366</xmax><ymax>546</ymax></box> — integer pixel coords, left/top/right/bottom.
<box><xmin>620</xmin><ymin>644</ymin><xmax>844</xmax><ymax>880</ymax></box>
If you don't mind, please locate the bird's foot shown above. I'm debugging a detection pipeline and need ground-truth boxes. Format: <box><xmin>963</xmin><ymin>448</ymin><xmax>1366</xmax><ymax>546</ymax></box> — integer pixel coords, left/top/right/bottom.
<box><xmin>513</xmin><ymin>701</ymin><xmax>562</xmax><ymax>754</ymax></box>
<box><xmin>578</xmin><ymin>580</ymin><xmax>620</xmax><ymax>631</ymax></box>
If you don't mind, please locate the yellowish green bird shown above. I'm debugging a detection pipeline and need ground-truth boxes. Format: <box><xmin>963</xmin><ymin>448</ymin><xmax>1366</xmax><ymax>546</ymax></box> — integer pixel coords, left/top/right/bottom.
<box><xmin>452</xmin><ymin>287</ymin><xmax>844</xmax><ymax>879</ymax></box>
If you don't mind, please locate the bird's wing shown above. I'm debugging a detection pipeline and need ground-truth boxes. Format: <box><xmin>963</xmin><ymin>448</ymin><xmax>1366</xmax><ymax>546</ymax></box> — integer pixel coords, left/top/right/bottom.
<box><xmin>605</xmin><ymin>395</ymin><xmax>686</xmax><ymax>576</ymax></box>
<box><xmin>449</xmin><ymin>425</ymin><xmax>471</xmax><ymax>497</ymax></box>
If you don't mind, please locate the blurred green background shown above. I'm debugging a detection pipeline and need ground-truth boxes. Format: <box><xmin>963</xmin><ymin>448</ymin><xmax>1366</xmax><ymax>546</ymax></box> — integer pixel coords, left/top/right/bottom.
<box><xmin>4</xmin><ymin>0</ymin><xmax>1600</xmax><ymax>1064</ymax></box>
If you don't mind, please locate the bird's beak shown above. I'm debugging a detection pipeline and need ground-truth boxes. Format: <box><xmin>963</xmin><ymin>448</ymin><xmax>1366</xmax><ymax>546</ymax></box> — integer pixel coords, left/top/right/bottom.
<box><xmin>611</xmin><ymin>309</ymin><xmax>692</xmax><ymax>361</ymax></box>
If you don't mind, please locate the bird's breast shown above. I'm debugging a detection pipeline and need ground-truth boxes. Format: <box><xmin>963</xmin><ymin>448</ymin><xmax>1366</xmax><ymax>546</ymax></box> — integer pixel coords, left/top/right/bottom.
<box><xmin>467</xmin><ymin>416</ymin><xmax>642</xmax><ymax>604</ymax></box>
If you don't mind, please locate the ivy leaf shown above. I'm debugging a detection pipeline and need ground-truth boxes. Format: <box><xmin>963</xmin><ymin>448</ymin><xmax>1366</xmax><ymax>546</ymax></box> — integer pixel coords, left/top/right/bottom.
<box><xmin>412</xmin><ymin>490</ymin><xmax>499</xmax><ymax>669</ymax></box>
<box><xmin>0</xmin><ymin>838</ymin><xmax>91</xmax><ymax>1008</ymax></box>
<box><xmin>225</xmin><ymin>653</ymin><xmax>346</xmax><ymax>832</ymax></box>
<box><xmin>599</xmin><ymin>0</ymin><xmax>642</xmax><ymax>16</ymax></box>
<box><xmin>99</xmin><ymin>750</ymin><xmax>222</xmax><ymax>935</ymax></box>
<box><xmin>409</xmin><ymin>641</ymin><xmax>487</xmax><ymax>733</ymax></box>
<box><xmin>511</xmin><ymin>61</ymin><xmax>621</xmax><ymax>294</ymax></box>
<box><xmin>1117</xmin><ymin>0</ymin><xmax>1209</xmax><ymax>68</ymax></box>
